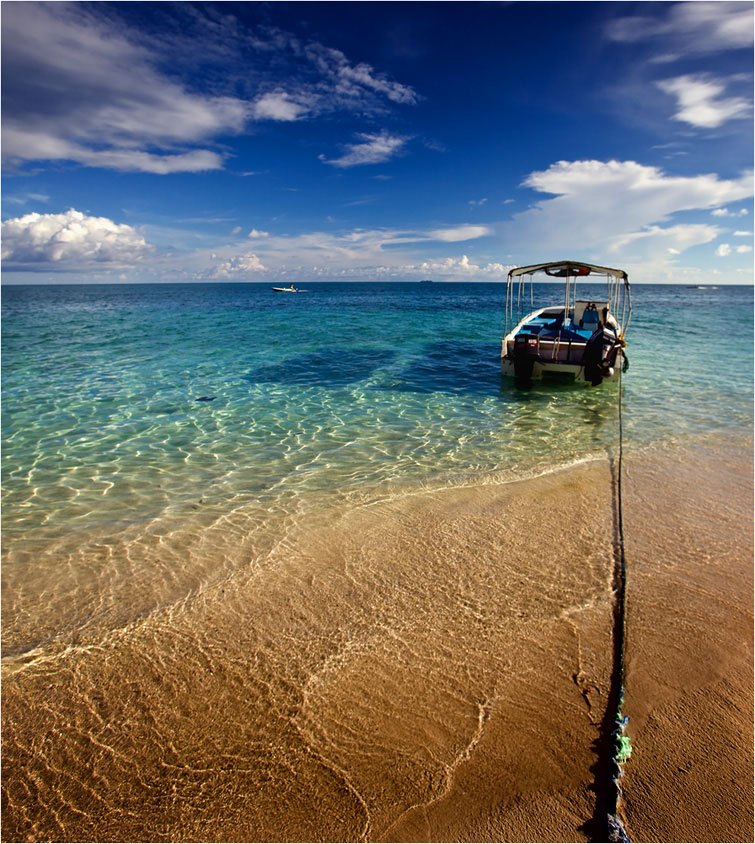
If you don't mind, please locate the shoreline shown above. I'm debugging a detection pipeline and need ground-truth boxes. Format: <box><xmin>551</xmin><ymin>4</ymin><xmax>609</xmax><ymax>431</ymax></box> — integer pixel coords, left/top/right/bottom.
<box><xmin>2</xmin><ymin>433</ymin><xmax>753</xmax><ymax>842</ymax></box>
<box><xmin>3</xmin><ymin>426</ymin><xmax>746</xmax><ymax>663</ymax></box>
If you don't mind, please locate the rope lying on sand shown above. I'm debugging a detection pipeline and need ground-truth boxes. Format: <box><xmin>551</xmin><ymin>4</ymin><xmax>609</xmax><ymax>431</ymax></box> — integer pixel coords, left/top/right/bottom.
<box><xmin>604</xmin><ymin>362</ymin><xmax>632</xmax><ymax>843</ymax></box>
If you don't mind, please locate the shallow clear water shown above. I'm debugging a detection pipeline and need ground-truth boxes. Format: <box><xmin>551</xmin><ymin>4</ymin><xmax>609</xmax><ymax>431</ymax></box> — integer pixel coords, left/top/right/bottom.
<box><xmin>2</xmin><ymin>281</ymin><xmax>752</xmax><ymax>651</ymax></box>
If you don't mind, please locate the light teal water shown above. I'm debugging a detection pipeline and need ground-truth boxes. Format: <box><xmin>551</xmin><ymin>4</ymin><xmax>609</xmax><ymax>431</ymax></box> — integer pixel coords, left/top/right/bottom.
<box><xmin>2</xmin><ymin>281</ymin><xmax>752</xmax><ymax>652</ymax></box>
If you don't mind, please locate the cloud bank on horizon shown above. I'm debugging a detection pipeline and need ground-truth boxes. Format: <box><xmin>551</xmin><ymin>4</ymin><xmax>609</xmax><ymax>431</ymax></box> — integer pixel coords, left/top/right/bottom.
<box><xmin>1</xmin><ymin>1</ymin><xmax>752</xmax><ymax>284</ymax></box>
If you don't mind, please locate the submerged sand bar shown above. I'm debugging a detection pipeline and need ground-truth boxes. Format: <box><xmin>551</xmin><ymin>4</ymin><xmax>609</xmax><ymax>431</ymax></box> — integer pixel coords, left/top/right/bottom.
<box><xmin>2</xmin><ymin>435</ymin><xmax>752</xmax><ymax>842</ymax></box>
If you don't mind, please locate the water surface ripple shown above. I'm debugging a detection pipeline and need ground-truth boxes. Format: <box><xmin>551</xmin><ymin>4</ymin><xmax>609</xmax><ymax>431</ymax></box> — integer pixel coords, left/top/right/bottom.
<box><xmin>2</xmin><ymin>281</ymin><xmax>752</xmax><ymax>655</ymax></box>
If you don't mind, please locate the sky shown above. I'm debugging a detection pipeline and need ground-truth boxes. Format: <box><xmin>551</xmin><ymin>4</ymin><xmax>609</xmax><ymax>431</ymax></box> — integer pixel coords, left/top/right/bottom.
<box><xmin>1</xmin><ymin>0</ymin><xmax>753</xmax><ymax>285</ymax></box>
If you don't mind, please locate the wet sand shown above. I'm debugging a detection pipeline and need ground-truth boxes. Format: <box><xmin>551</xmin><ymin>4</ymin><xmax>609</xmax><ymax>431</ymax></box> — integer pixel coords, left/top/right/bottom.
<box><xmin>2</xmin><ymin>436</ymin><xmax>752</xmax><ymax>843</ymax></box>
<box><xmin>621</xmin><ymin>438</ymin><xmax>754</xmax><ymax>843</ymax></box>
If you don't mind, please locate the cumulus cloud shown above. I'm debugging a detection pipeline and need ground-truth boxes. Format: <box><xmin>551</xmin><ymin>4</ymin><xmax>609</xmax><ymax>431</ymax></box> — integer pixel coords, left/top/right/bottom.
<box><xmin>713</xmin><ymin>242</ymin><xmax>752</xmax><ymax>258</ymax></box>
<box><xmin>508</xmin><ymin>159</ymin><xmax>753</xmax><ymax>262</ymax></box>
<box><xmin>1</xmin><ymin>209</ymin><xmax>153</xmax><ymax>268</ymax></box>
<box><xmin>605</xmin><ymin>2</ymin><xmax>753</xmax><ymax>55</ymax></box>
<box><xmin>523</xmin><ymin>160</ymin><xmax>752</xmax><ymax>208</ymax></box>
<box><xmin>321</xmin><ymin>131</ymin><xmax>410</xmax><ymax>168</ymax></box>
<box><xmin>416</xmin><ymin>255</ymin><xmax>508</xmax><ymax>276</ymax></box>
<box><xmin>187</xmin><ymin>224</ymin><xmax>507</xmax><ymax>282</ymax></box>
<box><xmin>711</xmin><ymin>207</ymin><xmax>749</xmax><ymax>217</ymax></box>
<box><xmin>248</xmin><ymin>229</ymin><xmax>270</xmax><ymax>238</ymax></box>
<box><xmin>210</xmin><ymin>252</ymin><xmax>266</xmax><ymax>278</ymax></box>
<box><xmin>657</xmin><ymin>75</ymin><xmax>752</xmax><ymax>128</ymax></box>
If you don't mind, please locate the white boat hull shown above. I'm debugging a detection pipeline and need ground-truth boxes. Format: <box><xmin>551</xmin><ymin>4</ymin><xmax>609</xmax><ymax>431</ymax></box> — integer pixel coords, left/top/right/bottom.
<box><xmin>500</xmin><ymin>353</ymin><xmax>622</xmax><ymax>382</ymax></box>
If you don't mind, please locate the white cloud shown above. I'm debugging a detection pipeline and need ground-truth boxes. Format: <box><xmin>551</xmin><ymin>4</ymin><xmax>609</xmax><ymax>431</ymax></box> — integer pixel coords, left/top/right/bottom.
<box><xmin>321</xmin><ymin>131</ymin><xmax>410</xmax><ymax>168</ymax></box>
<box><xmin>508</xmin><ymin>159</ymin><xmax>753</xmax><ymax>263</ymax></box>
<box><xmin>716</xmin><ymin>243</ymin><xmax>732</xmax><ymax>256</ymax></box>
<box><xmin>657</xmin><ymin>75</ymin><xmax>752</xmax><ymax>128</ymax></box>
<box><xmin>3</xmin><ymin>192</ymin><xmax>51</xmax><ymax>207</ymax></box>
<box><xmin>338</xmin><ymin>61</ymin><xmax>418</xmax><ymax>105</ymax></box>
<box><xmin>523</xmin><ymin>160</ymin><xmax>751</xmax><ymax>210</ymax></box>
<box><xmin>417</xmin><ymin>255</ymin><xmax>508</xmax><ymax>276</ymax></box>
<box><xmin>1</xmin><ymin>5</ymin><xmax>250</xmax><ymax>173</ymax></box>
<box><xmin>186</xmin><ymin>225</ymin><xmax>505</xmax><ymax>282</ymax></box>
<box><xmin>3</xmin><ymin>127</ymin><xmax>226</xmax><ymax>173</ymax></box>
<box><xmin>736</xmin><ymin>245</ymin><xmax>753</xmax><ymax>254</ymax></box>
<box><xmin>612</xmin><ymin>224</ymin><xmax>720</xmax><ymax>254</ymax></box>
<box><xmin>252</xmin><ymin>91</ymin><xmax>310</xmax><ymax>121</ymax></box>
<box><xmin>248</xmin><ymin>229</ymin><xmax>270</xmax><ymax>238</ymax></box>
<box><xmin>606</xmin><ymin>2</ymin><xmax>753</xmax><ymax>54</ymax></box>
<box><xmin>429</xmin><ymin>225</ymin><xmax>491</xmax><ymax>242</ymax></box>
<box><xmin>2</xmin><ymin>4</ymin><xmax>418</xmax><ymax>174</ymax></box>
<box><xmin>176</xmin><ymin>172</ymin><xmax>752</xmax><ymax>280</ymax></box>
<box><xmin>210</xmin><ymin>252</ymin><xmax>266</xmax><ymax>278</ymax></box>
<box><xmin>303</xmin><ymin>44</ymin><xmax>418</xmax><ymax>107</ymax></box>
<box><xmin>734</xmin><ymin>231</ymin><xmax>752</xmax><ymax>237</ymax></box>
<box><xmin>712</xmin><ymin>207</ymin><xmax>749</xmax><ymax>217</ymax></box>
<box><xmin>468</xmin><ymin>198</ymin><xmax>488</xmax><ymax>207</ymax></box>
<box><xmin>1</xmin><ymin>209</ymin><xmax>153</xmax><ymax>268</ymax></box>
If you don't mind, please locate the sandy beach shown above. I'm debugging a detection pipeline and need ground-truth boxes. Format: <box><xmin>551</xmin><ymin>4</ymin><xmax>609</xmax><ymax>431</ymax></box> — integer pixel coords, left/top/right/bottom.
<box><xmin>621</xmin><ymin>437</ymin><xmax>753</xmax><ymax>842</ymax></box>
<box><xmin>2</xmin><ymin>434</ymin><xmax>752</xmax><ymax>843</ymax></box>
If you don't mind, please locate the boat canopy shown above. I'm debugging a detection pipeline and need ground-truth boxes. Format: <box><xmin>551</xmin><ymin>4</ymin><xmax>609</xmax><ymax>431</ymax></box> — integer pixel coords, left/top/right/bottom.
<box><xmin>508</xmin><ymin>261</ymin><xmax>629</xmax><ymax>281</ymax></box>
<box><xmin>504</xmin><ymin>259</ymin><xmax>632</xmax><ymax>339</ymax></box>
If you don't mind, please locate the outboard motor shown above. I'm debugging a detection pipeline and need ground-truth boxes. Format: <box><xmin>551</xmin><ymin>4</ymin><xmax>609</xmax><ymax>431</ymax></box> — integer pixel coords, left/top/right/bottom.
<box><xmin>583</xmin><ymin>323</ymin><xmax>618</xmax><ymax>386</ymax></box>
<box><xmin>513</xmin><ymin>333</ymin><xmax>539</xmax><ymax>387</ymax></box>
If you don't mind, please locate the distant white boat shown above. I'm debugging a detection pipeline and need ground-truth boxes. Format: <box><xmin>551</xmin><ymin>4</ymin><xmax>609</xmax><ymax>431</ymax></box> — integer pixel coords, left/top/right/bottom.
<box><xmin>501</xmin><ymin>261</ymin><xmax>632</xmax><ymax>387</ymax></box>
<box><xmin>272</xmin><ymin>285</ymin><xmax>300</xmax><ymax>293</ymax></box>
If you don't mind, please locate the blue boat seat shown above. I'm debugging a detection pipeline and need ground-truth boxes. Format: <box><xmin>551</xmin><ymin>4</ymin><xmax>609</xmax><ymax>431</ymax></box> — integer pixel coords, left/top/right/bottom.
<box><xmin>581</xmin><ymin>307</ymin><xmax>600</xmax><ymax>332</ymax></box>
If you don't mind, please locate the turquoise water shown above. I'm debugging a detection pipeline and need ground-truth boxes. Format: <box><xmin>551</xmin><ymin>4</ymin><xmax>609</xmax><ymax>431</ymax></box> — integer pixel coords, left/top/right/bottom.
<box><xmin>2</xmin><ymin>281</ymin><xmax>752</xmax><ymax>652</ymax></box>
<box><xmin>3</xmin><ymin>282</ymin><xmax>753</xmax><ymax>539</ymax></box>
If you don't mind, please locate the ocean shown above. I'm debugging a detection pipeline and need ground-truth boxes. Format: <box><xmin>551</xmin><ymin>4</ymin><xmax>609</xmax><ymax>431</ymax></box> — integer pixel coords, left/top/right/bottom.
<box><xmin>2</xmin><ymin>280</ymin><xmax>753</xmax><ymax>841</ymax></box>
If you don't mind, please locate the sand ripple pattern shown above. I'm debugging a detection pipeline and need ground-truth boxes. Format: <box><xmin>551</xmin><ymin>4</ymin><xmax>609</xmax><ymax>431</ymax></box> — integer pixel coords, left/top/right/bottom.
<box><xmin>3</xmin><ymin>464</ymin><xmax>618</xmax><ymax>842</ymax></box>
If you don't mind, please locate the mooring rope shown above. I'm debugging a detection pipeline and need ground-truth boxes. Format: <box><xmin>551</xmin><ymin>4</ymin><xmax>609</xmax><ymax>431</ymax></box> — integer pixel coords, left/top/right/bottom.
<box><xmin>604</xmin><ymin>355</ymin><xmax>632</xmax><ymax>843</ymax></box>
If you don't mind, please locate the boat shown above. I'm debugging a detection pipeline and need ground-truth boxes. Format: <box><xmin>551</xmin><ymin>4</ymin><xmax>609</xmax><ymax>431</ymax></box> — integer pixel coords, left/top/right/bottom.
<box><xmin>272</xmin><ymin>285</ymin><xmax>299</xmax><ymax>293</ymax></box>
<box><xmin>501</xmin><ymin>261</ymin><xmax>631</xmax><ymax>386</ymax></box>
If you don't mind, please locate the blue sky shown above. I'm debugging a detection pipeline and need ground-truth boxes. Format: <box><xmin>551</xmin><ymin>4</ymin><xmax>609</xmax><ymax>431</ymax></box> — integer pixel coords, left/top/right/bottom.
<box><xmin>2</xmin><ymin>1</ymin><xmax>753</xmax><ymax>284</ymax></box>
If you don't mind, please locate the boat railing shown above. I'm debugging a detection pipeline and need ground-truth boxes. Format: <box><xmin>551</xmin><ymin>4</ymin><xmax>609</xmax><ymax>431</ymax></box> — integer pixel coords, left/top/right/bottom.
<box><xmin>504</xmin><ymin>262</ymin><xmax>632</xmax><ymax>341</ymax></box>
